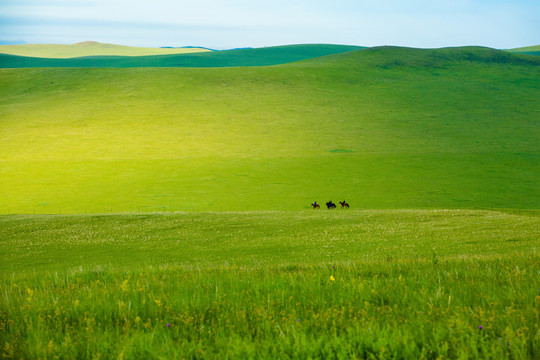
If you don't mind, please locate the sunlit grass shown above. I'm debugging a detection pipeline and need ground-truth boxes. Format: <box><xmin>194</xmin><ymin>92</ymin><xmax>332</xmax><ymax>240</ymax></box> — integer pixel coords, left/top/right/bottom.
<box><xmin>2</xmin><ymin>257</ymin><xmax>538</xmax><ymax>359</ymax></box>
<box><xmin>1</xmin><ymin>210</ymin><xmax>539</xmax><ymax>358</ymax></box>
<box><xmin>1</xmin><ymin>47</ymin><xmax>538</xmax><ymax>213</ymax></box>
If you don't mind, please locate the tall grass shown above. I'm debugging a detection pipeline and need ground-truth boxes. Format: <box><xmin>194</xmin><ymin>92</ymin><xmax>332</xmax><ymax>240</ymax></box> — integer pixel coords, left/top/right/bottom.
<box><xmin>1</xmin><ymin>255</ymin><xmax>538</xmax><ymax>359</ymax></box>
<box><xmin>1</xmin><ymin>210</ymin><xmax>539</xmax><ymax>359</ymax></box>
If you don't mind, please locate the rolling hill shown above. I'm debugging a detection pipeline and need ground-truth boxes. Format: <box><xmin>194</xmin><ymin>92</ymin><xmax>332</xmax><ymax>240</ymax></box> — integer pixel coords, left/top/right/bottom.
<box><xmin>506</xmin><ymin>45</ymin><xmax>540</xmax><ymax>57</ymax></box>
<box><xmin>0</xmin><ymin>46</ymin><xmax>538</xmax><ymax>213</ymax></box>
<box><xmin>0</xmin><ymin>41</ymin><xmax>211</xmax><ymax>58</ymax></box>
<box><xmin>0</xmin><ymin>44</ymin><xmax>365</xmax><ymax>68</ymax></box>
<box><xmin>507</xmin><ymin>45</ymin><xmax>540</xmax><ymax>51</ymax></box>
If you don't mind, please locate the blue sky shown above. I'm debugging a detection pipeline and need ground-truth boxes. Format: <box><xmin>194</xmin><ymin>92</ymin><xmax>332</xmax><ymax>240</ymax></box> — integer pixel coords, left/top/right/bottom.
<box><xmin>0</xmin><ymin>0</ymin><xmax>538</xmax><ymax>48</ymax></box>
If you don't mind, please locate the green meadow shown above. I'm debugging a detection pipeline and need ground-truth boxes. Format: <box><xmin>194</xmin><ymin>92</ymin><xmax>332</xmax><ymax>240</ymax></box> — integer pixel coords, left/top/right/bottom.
<box><xmin>507</xmin><ymin>45</ymin><xmax>540</xmax><ymax>57</ymax></box>
<box><xmin>1</xmin><ymin>210</ymin><xmax>539</xmax><ymax>359</ymax></box>
<box><xmin>1</xmin><ymin>44</ymin><xmax>539</xmax><ymax>359</ymax></box>
<box><xmin>1</xmin><ymin>46</ymin><xmax>539</xmax><ymax>213</ymax></box>
<box><xmin>508</xmin><ymin>45</ymin><xmax>540</xmax><ymax>52</ymax></box>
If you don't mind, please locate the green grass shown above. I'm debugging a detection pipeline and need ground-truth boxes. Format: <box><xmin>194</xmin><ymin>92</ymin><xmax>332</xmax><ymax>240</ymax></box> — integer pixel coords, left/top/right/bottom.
<box><xmin>509</xmin><ymin>51</ymin><xmax>540</xmax><ymax>57</ymax></box>
<box><xmin>1</xmin><ymin>46</ymin><xmax>538</xmax><ymax>214</ymax></box>
<box><xmin>3</xmin><ymin>210</ymin><xmax>539</xmax><ymax>273</ymax></box>
<box><xmin>0</xmin><ymin>44</ymin><xmax>364</xmax><ymax>68</ymax></box>
<box><xmin>1</xmin><ymin>210</ymin><xmax>539</xmax><ymax>358</ymax></box>
<box><xmin>505</xmin><ymin>45</ymin><xmax>540</xmax><ymax>57</ymax></box>
<box><xmin>1</xmin><ymin>45</ymin><xmax>539</xmax><ymax>359</ymax></box>
<box><xmin>508</xmin><ymin>45</ymin><xmax>540</xmax><ymax>52</ymax></box>
<box><xmin>0</xmin><ymin>41</ymin><xmax>210</xmax><ymax>58</ymax></box>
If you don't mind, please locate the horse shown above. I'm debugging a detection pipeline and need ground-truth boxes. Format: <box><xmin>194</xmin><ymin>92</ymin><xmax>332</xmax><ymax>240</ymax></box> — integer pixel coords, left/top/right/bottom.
<box><xmin>311</xmin><ymin>203</ymin><xmax>320</xmax><ymax>209</ymax></box>
<box><xmin>326</xmin><ymin>201</ymin><xmax>336</xmax><ymax>209</ymax></box>
<box><xmin>339</xmin><ymin>201</ymin><xmax>350</xmax><ymax>209</ymax></box>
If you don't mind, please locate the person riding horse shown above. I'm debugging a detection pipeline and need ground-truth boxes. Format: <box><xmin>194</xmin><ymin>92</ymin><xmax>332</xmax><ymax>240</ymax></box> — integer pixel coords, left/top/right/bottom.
<box><xmin>326</xmin><ymin>201</ymin><xmax>336</xmax><ymax>209</ymax></box>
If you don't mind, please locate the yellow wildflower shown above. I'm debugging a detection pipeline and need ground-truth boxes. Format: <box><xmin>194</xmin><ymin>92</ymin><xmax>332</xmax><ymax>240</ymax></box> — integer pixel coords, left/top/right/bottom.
<box><xmin>120</xmin><ymin>278</ymin><xmax>130</xmax><ymax>292</ymax></box>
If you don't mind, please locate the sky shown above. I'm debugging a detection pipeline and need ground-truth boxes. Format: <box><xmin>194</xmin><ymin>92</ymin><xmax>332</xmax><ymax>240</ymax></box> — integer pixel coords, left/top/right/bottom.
<box><xmin>0</xmin><ymin>0</ymin><xmax>538</xmax><ymax>49</ymax></box>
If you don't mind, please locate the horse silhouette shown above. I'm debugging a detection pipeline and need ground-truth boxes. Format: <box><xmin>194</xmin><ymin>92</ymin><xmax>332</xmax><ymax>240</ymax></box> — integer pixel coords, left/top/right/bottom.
<box><xmin>326</xmin><ymin>201</ymin><xmax>336</xmax><ymax>209</ymax></box>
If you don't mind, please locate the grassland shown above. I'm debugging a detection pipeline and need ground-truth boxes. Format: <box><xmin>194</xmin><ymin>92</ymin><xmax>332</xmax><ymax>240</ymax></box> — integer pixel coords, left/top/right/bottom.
<box><xmin>0</xmin><ymin>41</ymin><xmax>210</xmax><ymax>58</ymax></box>
<box><xmin>508</xmin><ymin>45</ymin><xmax>540</xmax><ymax>52</ymax></box>
<box><xmin>1</xmin><ymin>210</ymin><xmax>539</xmax><ymax>358</ymax></box>
<box><xmin>1</xmin><ymin>46</ymin><xmax>539</xmax><ymax>214</ymax></box>
<box><xmin>507</xmin><ymin>45</ymin><xmax>540</xmax><ymax>57</ymax></box>
<box><xmin>0</xmin><ymin>44</ymin><xmax>364</xmax><ymax>68</ymax></box>
<box><xmin>1</xmin><ymin>44</ymin><xmax>539</xmax><ymax>359</ymax></box>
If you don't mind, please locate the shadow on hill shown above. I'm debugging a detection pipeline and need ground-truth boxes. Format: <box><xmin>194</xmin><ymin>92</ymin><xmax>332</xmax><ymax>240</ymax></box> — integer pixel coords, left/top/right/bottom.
<box><xmin>2</xmin><ymin>44</ymin><xmax>539</xmax><ymax>69</ymax></box>
<box><xmin>0</xmin><ymin>44</ymin><xmax>364</xmax><ymax>68</ymax></box>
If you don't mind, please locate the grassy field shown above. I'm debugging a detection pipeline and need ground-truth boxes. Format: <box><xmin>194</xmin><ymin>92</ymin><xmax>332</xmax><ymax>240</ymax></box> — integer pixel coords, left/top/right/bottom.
<box><xmin>507</xmin><ymin>45</ymin><xmax>540</xmax><ymax>57</ymax></box>
<box><xmin>0</xmin><ymin>44</ymin><xmax>364</xmax><ymax>68</ymax></box>
<box><xmin>1</xmin><ymin>210</ymin><xmax>539</xmax><ymax>358</ymax></box>
<box><xmin>0</xmin><ymin>41</ymin><xmax>210</xmax><ymax>58</ymax></box>
<box><xmin>1</xmin><ymin>46</ymin><xmax>539</xmax><ymax>214</ymax></box>
<box><xmin>508</xmin><ymin>45</ymin><xmax>540</xmax><ymax>52</ymax></box>
<box><xmin>1</xmin><ymin>44</ymin><xmax>539</xmax><ymax>359</ymax></box>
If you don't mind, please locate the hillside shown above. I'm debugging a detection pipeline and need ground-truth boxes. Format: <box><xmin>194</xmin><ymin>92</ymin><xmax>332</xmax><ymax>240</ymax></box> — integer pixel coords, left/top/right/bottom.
<box><xmin>0</xmin><ymin>46</ymin><xmax>538</xmax><ymax>213</ymax></box>
<box><xmin>0</xmin><ymin>44</ymin><xmax>365</xmax><ymax>68</ymax></box>
<box><xmin>507</xmin><ymin>45</ymin><xmax>540</xmax><ymax>52</ymax></box>
<box><xmin>505</xmin><ymin>45</ymin><xmax>540</xmax><ymax>57</ymax></box>
<box><xmin>0</xmin><ymin>41</ymin><xmax>210</xmax><ymax>58</ymax></box>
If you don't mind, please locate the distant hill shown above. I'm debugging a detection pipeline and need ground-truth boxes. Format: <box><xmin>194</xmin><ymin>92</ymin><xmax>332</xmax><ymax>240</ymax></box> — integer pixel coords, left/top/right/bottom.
<box><xmin>0</xmin><ymin>41</ymin><xmax>211</xmax><ymax>58</ymax></box>
<box><xmin>511</xmin><ymin>51</ymin><xmax>540</xmax><ymax>57</ymax></box>
<box><xmin>304</xmin><ymin>45</ymin><xmax>540</xmax><ymax>68</ymax></box>
<box><xmin>0</xmin><ymin>44</ymin><xmax>365</xmax><ymax>68</ymax></box>
<box><xmin>0</xmin><ymin>45</ymin><xmax>538</xmax><ymax>213</ymax></box>
<box><xmin>507</xmin><ymin>45</ymin><xmax>540</xmax><ymax>52</ymax></box>
<box><xmin>162</xmin><ymin>46</ymin><xmax>254</xmax><ymax>51</ymax></box>
<box><xmin>505</xmin><ymin>45</ymin><xmax>540</xmax><ymax>57</ymax></box>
